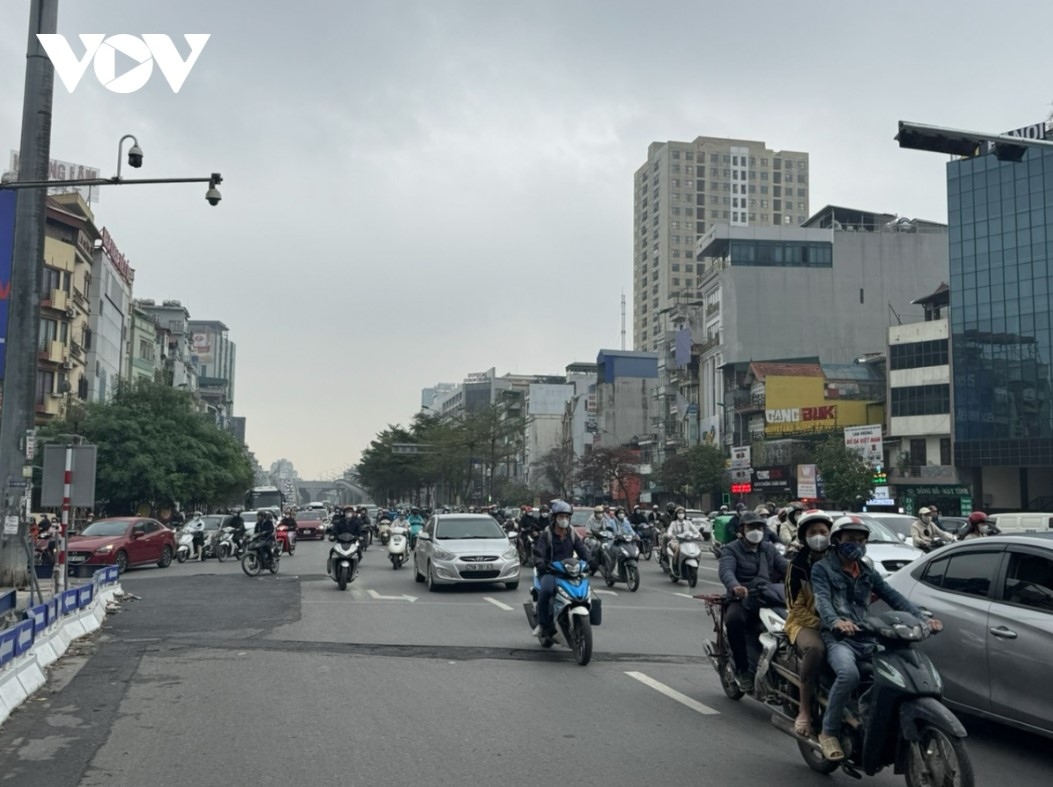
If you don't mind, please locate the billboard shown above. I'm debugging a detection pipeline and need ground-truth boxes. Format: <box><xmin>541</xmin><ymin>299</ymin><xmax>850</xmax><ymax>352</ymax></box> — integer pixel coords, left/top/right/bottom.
<box><xmin>9</xmin><ymin>151</ymin><xmax>101</xmax><ymax>204</ymax></box>
<box><xmin>0</xmin><ymin>190</ymin><xmax>15</xmax><ymax>380</ymax></box>
<box><xmin>730</xmin><ymin>445</ymin><xmax>751</xmax><ymax>469</ymax></box>
<box><xmin>844</xmin><ymin>424</ymin><xmax>883</xmax><ymax>466</ymax></box>
<box><xmin>797</xmin><ymin>464</ymin><xmax>818</xmax><ymax>499</ymax></box>
<box><xmin>191</xmin><ymin>331</ymin><xmax>213</xmax><ymax>364</ymax></box>
<box><xmin>527</xmin><ymin>383</ymin><xmax>573</xmax><ymax>416</ymax></box>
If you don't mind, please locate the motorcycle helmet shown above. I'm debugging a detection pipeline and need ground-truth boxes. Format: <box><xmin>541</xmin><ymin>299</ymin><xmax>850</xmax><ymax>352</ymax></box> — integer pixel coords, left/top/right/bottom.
<box><xmin>830</xmin><ymin>515</ymin><xmax>870</xmax><ymax>542</ymax></box>
<box><xmin>594</xmin><ymin>505</ymin><xmax>605</xmax><ymax>515</ymax></box>
<box><xmin>614</xmin><ymin>507</ymin><xmax>626</xmax><ymax>517</ymax></box>
<box><xmin>918</xmin><ymin>507</ymin><xmax>932</xmax><ymax>517</ymax></box>
<box><xmin>675</xmin><ymin>506</ymin><xmax>686</xmax><ymax>515</ymax></box>
<box><xmin>667</xmin><ymin>502</ymin><xmax>677</xmax><ymax>514</ymax></box>
<box><xmin>785</xmin><ymin>501</ymin><xmax>805</xmax><ymax>525</ymax></box>
<box><xmin>796</xmin><ymin>510</ymin><xmax>834</xmax><ymax>544</ymax></box>
<box><xmin>550</xmin><ymin>500</ymin><xmax>572</xmax><ymax>516</ymax></box>
<box><xmin>967</xmin><ymin>511</ymin><xmax>989</xmax><ymax>525</ymax></box>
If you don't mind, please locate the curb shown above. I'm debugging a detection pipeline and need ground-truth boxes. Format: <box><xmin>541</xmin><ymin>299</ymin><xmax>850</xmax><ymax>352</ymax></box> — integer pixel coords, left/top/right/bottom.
<box><xmin>0</xmin><ymin>566</ymin><xmax>123</xmax><ymax>728</ymax></box>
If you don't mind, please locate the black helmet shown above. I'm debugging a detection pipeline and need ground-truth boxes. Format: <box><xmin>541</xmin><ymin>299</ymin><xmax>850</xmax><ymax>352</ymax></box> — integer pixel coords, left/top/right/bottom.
<box><xmin>666</xmin><ymin>502</ymin><xmax>677</xmax><ymax>514</ymax></box>
<box><xmin>786</xmin><ymin>501</ymin><xmax>805</xmax><ymax>525</ymax></box>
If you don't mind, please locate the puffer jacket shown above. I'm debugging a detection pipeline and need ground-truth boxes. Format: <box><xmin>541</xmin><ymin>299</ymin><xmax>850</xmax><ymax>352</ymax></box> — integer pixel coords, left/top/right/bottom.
<box><xmin>783</xmin><ymin>551</ymin><xmax>821</xmax><ymax>644</ymax></box>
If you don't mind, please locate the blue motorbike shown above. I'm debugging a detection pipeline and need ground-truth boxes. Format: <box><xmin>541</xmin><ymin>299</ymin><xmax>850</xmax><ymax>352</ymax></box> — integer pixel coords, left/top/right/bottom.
<box><xmin>523</xmin><ymin>558</ymin><xmax>598</xmax><ymax>665</ymax></box>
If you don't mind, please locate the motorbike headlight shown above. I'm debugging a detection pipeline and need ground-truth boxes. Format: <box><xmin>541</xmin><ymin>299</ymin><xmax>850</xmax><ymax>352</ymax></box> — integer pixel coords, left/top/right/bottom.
<box><xmin>502</xmin><ymin>544</ymin><xmax>518</xmax><ymax>560</ymax></box>
<box><xmin>432</xmin><ymin>546</ymin><xmax>456</xmax><ymax>561</ymax></box>
<box><xmin>95</xmin><ymin>545</ymin><xmax>114</xmax><ymax>554</ymax></box>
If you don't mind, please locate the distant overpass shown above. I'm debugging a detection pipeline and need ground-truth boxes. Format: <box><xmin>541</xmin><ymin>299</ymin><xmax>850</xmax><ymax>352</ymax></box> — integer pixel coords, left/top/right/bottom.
<box><xmin>295</xmin><ymin>479</ymin><xmax>371</xmax><ymax>507</ymax></box>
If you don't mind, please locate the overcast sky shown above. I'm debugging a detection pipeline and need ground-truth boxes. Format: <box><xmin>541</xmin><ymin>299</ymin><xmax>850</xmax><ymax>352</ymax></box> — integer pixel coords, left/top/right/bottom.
<box><xmin>2</xmin><ymin>1</ymin><xmax>1051</xmax><ymax>479</ymax></box>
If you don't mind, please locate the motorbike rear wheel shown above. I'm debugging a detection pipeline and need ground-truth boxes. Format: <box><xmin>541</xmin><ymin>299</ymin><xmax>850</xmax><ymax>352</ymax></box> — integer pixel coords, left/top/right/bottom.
<box><xmin>268</xmin><ymin>554</ymin><xmax>280</xmax><ymax>574</ymax></box>
<box><xmin>572</xmin><ymin>616</ymin><xmax>593</xmax><ymax>666</ymax></box>
<box><xmin>904</xmin><ymin>724</ymin><xmax>974</xmax><ymax>787</ymax></box>
<box><xmin>626</xmin><ymin>563</ymin><xmax>640</xmax><ymax>592</ymax></box>
<box><xmin>337</xmin><ymin>565</ymin><xmax>349</xmax><ymax>591</ymax></box>
<box><xmin>217</xmin><ymin>543</ymin><xmax>229</xmax><ymax>563</ymax></box>
<box><xmin>687</xmin><ymin>564</ymin><xmax>698</xmax><ymax>589</ymax></box>
<box><xmin>391</xmin><ymin>554</ymin><xmax>400</xmax><ymax>570</ymax></box>
<box><xmin>241</xmin><ymin>552</ymin><xmax>261</xmax><ymax>577</ymax></box>
<box><xmin>720</xmin><ymin>661</ymin><xmax>745</xmax><ymax>700</ymax></box>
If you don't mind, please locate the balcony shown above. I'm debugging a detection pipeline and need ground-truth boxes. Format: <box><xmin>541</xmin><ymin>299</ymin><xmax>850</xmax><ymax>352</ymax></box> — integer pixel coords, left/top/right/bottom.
<box><xmin>733</xmin><ymin>390</ymin><xmax>765</xmax><ymax>411</ymax></box>
<box><xmin>70</xmin><ymin>341</ymin><xmax>83</xmax><ymax>359</ymax></box>
<box><xmin>38</xmin><ymin>339</ymin><xmax>65</xmax><ymax>364</ymax></box>
<box><xmin>36</xmin><ymin>394</ymin><xmax>63</xmax><ymax>416</ymax></box>
<box><xmin>71</xmin><ymin>287</ymin><xmax>88</xmax><ymax>307</ymax></box>
<box><xmin>699</xmin><ymin>333</ymin><xmax>721</xmax><ymax>353</ymax></box>
<box><xmin>44</xmin><ymin>288</ymin><xmax>68</xmax><ymax>311</ymax></box>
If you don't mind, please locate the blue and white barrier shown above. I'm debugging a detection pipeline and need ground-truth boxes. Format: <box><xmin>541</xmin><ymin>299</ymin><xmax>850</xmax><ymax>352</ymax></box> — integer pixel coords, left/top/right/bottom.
<box><xmin>0</xmin><ymin>567</ymin><xmax>123</xmax><ymax>727</ymax></box>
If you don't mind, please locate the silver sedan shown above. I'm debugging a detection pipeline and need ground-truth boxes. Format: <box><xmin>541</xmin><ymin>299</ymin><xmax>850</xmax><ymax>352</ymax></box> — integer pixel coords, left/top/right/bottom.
<box><xmin>413</xmin><ymin>514</ymin><xmax>520</xmax><ymax>592</ymax></box>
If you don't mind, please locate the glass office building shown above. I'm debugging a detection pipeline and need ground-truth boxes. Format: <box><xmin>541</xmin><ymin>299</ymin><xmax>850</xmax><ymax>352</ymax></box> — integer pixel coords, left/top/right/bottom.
<box><xmin>948</xmin><ymin>144</ymin><xmax>1053</xmax><ymax>508</ymax></box>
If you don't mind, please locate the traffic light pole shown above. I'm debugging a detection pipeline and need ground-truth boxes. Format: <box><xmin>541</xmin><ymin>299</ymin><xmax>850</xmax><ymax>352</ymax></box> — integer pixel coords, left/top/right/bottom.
<box><xmin>0</xmin><ymin>0</ymin><xmax>59</xmax><ymax>588</ymax></box>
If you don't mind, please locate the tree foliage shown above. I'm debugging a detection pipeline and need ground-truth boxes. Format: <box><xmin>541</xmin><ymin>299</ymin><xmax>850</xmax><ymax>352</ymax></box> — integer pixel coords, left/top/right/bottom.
<box><xmin>536</xmin><ymin>443</ymin><xmax>577</xmax><ymax>500</ymax></box>
<box><xmin>578</xmin><ymin>446</ymin><xmax>639</xmax><ymax>506</ymax></box>
<box><xmin>37</xmin><ymin>378</ymin><xmax>254</xmax><ymax>514</ymax></box>
<box><xmin>813</xmin><ymin>437</ymin><xmax>875</xmax><ymax>509</ymax></box>
<box><xmin>685</xmin><ymin>443</ymin><xmax>728</xmax><ymax>499</ymax></box>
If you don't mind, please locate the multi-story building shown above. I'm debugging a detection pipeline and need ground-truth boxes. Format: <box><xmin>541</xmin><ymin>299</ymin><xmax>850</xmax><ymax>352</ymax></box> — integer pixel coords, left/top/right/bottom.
<box><xmin>126</xmin><ymin>304</ymin><xmax>164</xmax><ymax>384</ymax></box>
<box><xmin>524</xmin><ymin>382</ymin><xmax>575</xmax><ymax>488</ymax></box>
<box><xmin>885</xmin><ymin>283</ymin><xmax>970</xmax><ymax>514</ymax></box>
<box><xmin>696</xmin><ymin>206</ymin><xmax>949</xmax><ymax>449</ymax></box>
<box><xmin>947</xmin><ymin>141</ymin><xmax>1053</xmax><ymax>510</ymax></box>
<box><xmin>136</xmin><ymin>299</ymin><xmax>198</xmax><ymax>393</ymax></box>
<box><xmin>36</xmin><ymin>193</ymin><xmax>98</xmax><ymax>423</ymax></box>
<box><xmin>594</xmin><ymin>350</ymin><xmax>658</xmax><ymax>449</ymax></box>
<box><xmin>188</xmin><ymin>319</ymin><xmax>237</xmax><ymax>426</ymax></box>
<box><xmin>633</xmin><ymin>135</ymin><xmax>811</xmax><ymax>354</ymax></box>
<box><xmin>421</xmin><ymin>383</ymin><xmax>456</xmax><ymax>411</ymax></box>
<box><xmin>85</xmin><ymin>226</ymin><xmax>134</xmax><ymax>402</ymax></box>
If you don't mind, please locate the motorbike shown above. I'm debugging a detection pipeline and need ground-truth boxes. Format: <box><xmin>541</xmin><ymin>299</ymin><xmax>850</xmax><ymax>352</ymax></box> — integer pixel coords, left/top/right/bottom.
<box><xmin>407</xmin><ymin>519</ymin><xmax>424</xmax><ymax>549</ymax></box>
<box><xmin>241</xmin><ymin>534</ymin><xmax>280</xmax><ymax>576</ymax></box>
<box><xmin>660</xmin><ymin>532</ymin><xmax>703</xmax><ymax>587</ymax></box>
<box><xmin>377</xmin><ymin>519</ymin><xmax>392</xmax><ymax>546</ymax></box>
<box><xmin>700</xmin><ymin>592</ymin><xmax>973</xmax><ymax>785</ymax></box>
<box><xmin>215</xmin><ymin>527</ymin><xmax>245</xmax><ymax>562</ymax></box>
<box><xmin>276</xmin><ymin>524</ymin><xmax>297</xmax><ymax>555</ymax></box>
<box><xmin>516</xmin><ymin>529</ymin><xmax>538</xmax><ymax>567</ymax></box>
<box><xmin>327</xmin><ymin>531</ymin><xmax>361</xmax><ymax>590</ymax></box>
<box><xmin>635</xmin><ymin>522</ymin><xmax>657</xmax><ymax>561</ymax></box>
<box><xmin>523</xmin><ymin>558</ymin><xmax>599</xmax><ymax>666</ymax></box>
<box><xmin>388</xmin><ymin>523</ymin><xmax>409</xmax><ymax>570</ymax></box>
<box><xmin>583</xmin><ymin>531</ymin><xmax>604</xmax><ymax>576</ymax></box>
<box><xmin>600</xmin><ymin>531</ymin><xmax>641</xmax><ymax>592</ymax></box>
<box><xmin>176</xmin><ymin>530</ymin><xmax>194</xmax><ymax>563</ymax></box>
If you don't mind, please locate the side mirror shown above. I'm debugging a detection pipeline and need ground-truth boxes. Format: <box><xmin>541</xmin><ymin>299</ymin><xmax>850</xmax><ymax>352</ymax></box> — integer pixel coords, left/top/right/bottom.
<box><xmin>418</xmin><ymin>532</ymin><xmax>431</xmax><ymax>541</ymax></box>
<box><xmin>132</xmin><ymin>530</ymin><xmax>145</xmax><ymax>539</ymax></box>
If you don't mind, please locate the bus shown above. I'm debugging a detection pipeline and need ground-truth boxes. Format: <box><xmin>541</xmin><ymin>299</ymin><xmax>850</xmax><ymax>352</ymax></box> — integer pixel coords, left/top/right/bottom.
<box><xmin>245</xmin><ymin>486</ymin><xmax>286</xmax><ymax>511</ymax></box>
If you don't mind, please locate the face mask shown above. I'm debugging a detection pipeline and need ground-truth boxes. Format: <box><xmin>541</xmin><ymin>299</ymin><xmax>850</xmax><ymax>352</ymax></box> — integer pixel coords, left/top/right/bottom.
<box><xmin>555</xmin><ymin>517</ymin><xmax>570</xmax><ymax>529</ymax></box>
<box><xmin>677</xmin><ymin>513</ymin><xmax>686</xmax><ymax>520</ymax></box>
<box><xmin>920</xmin><ymin>515</ymin><xmax>931</xmax><ymax>523</ymax></box>
<box><xmin>744</xmin><ymin>529</ymin><xmax>764</xmax><ymax>544</ymax></box>
<box><xmin>978</xmin><ymin>525</ymin><xmax>988</xmax><ymax>535</ymax></box>
<box><xmin>540</xmin><ymin>513</ymin><xmax>548</xmax><ymax>518</ymax></box>
<box><xmin>806</xmin><ymin>534</ymin><xmax>830</xmax><ymax>552</ymax></box>
<box><xmin>837</xmin><ymin>541</ymin><xmax>866</xmax><ymax>561</ymax></box>
<box><xmin>616</xmin><ymin>514</ymin><xmax>625</xmax><ymax>521</ymax></box>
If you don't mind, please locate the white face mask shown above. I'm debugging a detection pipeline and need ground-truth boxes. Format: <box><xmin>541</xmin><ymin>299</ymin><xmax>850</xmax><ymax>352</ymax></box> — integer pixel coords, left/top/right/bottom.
<box><xmin>616</xmin><ymin>514</ymin><xmax>625</xmax><ymax>521</ymax></box>
<box><xmin>555</xmin><ymin>517</ymin><xmax>570</xmax><ymax>529</ymax></box>
<box><xmin>806</xmin><ymin>534</ymin><xmax>830</xmax><ymax>552</ymax></box>
<box><xmin>677</xmin><ymin>513</ymin><xmax>686</xmax><ymax>520</ymax></box>
<box><xmin>744</xmin><ymin>529</ymin><xmax>765</xmax><ymax>544</ymax></box>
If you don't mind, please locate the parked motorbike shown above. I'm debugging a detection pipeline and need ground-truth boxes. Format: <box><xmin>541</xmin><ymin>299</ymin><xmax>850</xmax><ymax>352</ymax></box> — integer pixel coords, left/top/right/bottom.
<box><xmin>601</xmin><ymin>532</ymin><xmax>641</xmax><ymax>592</ymax></box>
<box><xmin>659</xmin><ymin>533</ymin><xmax>702</xmax><ymax>587</ymax></box>
<box><xmin>700</xmin><ymin>593</ymin><xmax>973</xmax><ymax>785</ymax></box>
<box><xmin>523</xmin><ymin>558</ymin><xmax>599</xmax><ymax>666</ymax></box>
<box><xmin>327</xmin><ymin>531</ymin><xmax>360</xmax><ymax>590</ymax></box>
<box><xmin>241</xmin><ymin>535</ymin><xmax>280</xmax><ymax>577</ymax></box>
<box><xmin>176</xmin><ymin>530</ymin><xmax>194</xmax><ymax>563</ymax></box>
<box><xmin>388</xmin><ymin>523</ymin><xmax>409</xmax><ymax>570</ymax></box>
<box><xmin>276</xmin><ymin>524</ymin><xmax>297</xmax><ymax>556</ymax></box>
<box><xmin>377</xmin><ymin>519</ymin><xmax>392</xmax><ymax>546</ymax></box>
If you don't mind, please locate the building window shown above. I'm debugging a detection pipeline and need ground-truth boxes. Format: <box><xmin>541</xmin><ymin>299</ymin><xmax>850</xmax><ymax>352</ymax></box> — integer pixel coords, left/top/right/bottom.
<box><xmin>672</xmin><ymin>263</ymin><xmax>680</xmax><ymax>272</ymax></box>
<box><xmin>684</xmin><ymin>264</ymin><xmax>693</xmax><ymax>272</ymax></box>
<box><xmin>940</xmin><ymin>437</ymin><xmax>952</xmax><ymax>466</ymax></box>
<box><xmin>35</xmin><ymin>370</ymin><xmax>55</xmax><ymax>405</ymax></box>
<box><xmin>910</xmin><ymin>438</ymin><xmax>928</xmax><ymax>465</ymax></box>
<box><xmin>892</xmin><ymin>385</ymin><xmax>951</xmax><ymax>418</ymax></box>
<box><xmin>890</xmin><ymin>340</ymin><xmax>949</xmax><ymax>370</ymax></box>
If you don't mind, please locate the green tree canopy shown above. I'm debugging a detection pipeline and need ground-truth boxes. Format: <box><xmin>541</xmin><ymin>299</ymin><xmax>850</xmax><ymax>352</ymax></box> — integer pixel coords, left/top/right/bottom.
<box><xmin>813</xmin><ymin>437</ymin><xmax>875</xmax><ymax>510</ymax></box>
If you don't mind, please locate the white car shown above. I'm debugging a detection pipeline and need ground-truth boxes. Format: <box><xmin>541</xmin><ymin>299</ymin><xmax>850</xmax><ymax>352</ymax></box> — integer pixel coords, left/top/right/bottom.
<box><xmin>413</xmin><ymin>513</ymin><xmax>520</xmax><ymax>591</ymax></box>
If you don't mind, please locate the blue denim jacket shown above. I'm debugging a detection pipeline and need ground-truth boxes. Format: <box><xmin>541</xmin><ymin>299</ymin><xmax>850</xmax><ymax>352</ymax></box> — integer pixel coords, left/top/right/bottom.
<box><xmin>810</xmin><ymin>551</ymin><xmax>920</xmax><ymax>633</ymax></box>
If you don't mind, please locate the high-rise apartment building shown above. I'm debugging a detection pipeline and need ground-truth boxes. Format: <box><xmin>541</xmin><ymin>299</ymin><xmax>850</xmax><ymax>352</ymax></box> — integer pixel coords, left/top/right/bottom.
<box><xmin>632</xmin><ymin>136</ymin><xmax>811</xmax><ymax>353</ymax></box>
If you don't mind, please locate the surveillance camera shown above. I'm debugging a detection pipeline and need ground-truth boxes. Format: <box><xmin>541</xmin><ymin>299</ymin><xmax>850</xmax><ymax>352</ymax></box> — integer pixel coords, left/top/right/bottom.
<box><xmin>127</xmin><ymin>144</ymin><xmax>143</xmax><ymax>168</ymax></box>
<box><xmin>205</xmin><ymin>186</ymin><xmax>222</xmax><ymax>206</ymax></box>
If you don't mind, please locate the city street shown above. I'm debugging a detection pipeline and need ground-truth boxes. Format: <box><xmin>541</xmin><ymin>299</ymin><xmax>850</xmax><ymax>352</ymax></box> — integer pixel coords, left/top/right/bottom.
<box><xmin>0</xmin><ymin>539</ymin><xmax>1050</xmax><ymax>786</ymax></box>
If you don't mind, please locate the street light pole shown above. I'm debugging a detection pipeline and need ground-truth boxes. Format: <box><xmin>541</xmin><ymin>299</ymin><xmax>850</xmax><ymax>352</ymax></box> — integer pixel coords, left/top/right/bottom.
<box><xmin>0</xmin><ymin>0</ymin><xmax>59</xmax><ymax>588</ymax></box>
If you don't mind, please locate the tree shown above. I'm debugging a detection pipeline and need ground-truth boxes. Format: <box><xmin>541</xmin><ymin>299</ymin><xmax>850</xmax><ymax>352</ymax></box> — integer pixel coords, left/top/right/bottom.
<box><xmin>685</xmin><ymin>444</ymin><xmax>728</xmax><ymax>503</ymax></box>
<box><xmin>656</xmin><ymin>453</ymin><xmax>692</xmax><ymax>502</ymax></box>
<box><xmin>578</xmin><ymin>446</ymin><xmax>639</xmax><ymax>506</ymax></box>
<box><xmin>813</xmin><ymin>437</ymin><xmax>875</xmax><ymax>510</ymax></box>
<box><xmin>536</xmin><ymin>443</ymin><xmax>577</xmax><ymax>500</ymax></box>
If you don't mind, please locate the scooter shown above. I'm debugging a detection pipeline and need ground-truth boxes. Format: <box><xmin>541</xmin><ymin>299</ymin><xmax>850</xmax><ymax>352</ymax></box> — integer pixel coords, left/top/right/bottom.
<box><xmin>215</xmin><ymin>527</ymin><xmax>244</xmax><ymax>562</ymax></box>
<box><xmin>660</xmin><ymin>533</ymin><xmax>702</xmax><ymax>587</ymax></box>
<box><xmin>523</xmin><ymin>558</ymin><xmax>599</xmax><ymax>666</ymax></box>
<box><xmin>327</xmin><ymin>531</ymin><xmax>360</xmax><ymax>591</ymax></box>
<box><xmin>276</xmin><ymin>524</ymin><xmax>297</xmax><ymax>555</ymax></box>
<box><xmin>176</xmin><ymin>530</ymin><xmax>194</xmax><ymax>563</ymax></box>
<box><xmin>388</xmin><ymin>523</ymin><xmax>409</xmax><ymax>570</ymax></box>
<box><xmin>377</xmin><ymin>519</ymin><xmax>392</xmax><ymax>546</ymax></box>
<box><xmin>601</xmin><ymin>531</ymin><xmax>641</xmax><ymax>592</ymax></box>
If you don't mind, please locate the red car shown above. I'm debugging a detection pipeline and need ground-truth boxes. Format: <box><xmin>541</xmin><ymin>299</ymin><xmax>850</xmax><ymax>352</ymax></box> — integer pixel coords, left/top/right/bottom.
<box><xmin>67</xmin><ymin>517</ymin><xmax>176</xmax><ymax>574</ymax></box>
<box><xmin>294</xmin><ymin>509</ymin><xmax>327</xmax><ymax>540</ymax></box>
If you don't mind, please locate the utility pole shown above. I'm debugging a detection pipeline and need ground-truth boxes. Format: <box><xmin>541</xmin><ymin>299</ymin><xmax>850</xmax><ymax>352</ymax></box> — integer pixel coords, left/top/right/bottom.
<box><xmin>0</xmin><ymin>0</ymin><xmax>59</xmax><ymax>587</ymax></box>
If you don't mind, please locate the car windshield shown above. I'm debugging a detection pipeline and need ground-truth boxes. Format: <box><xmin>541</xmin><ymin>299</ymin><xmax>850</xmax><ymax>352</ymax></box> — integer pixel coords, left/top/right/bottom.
<box><xmin>865</xmin><ymin>516</ymin><xmax>913</xmax><ymax>539</ymax></box>
<box><xmin>200</xmin><ymin>516</ymin><xmax>225</xmax><ymax>530</ymax></box>
<box><xmin>79</xmin><ymin>520</ymin><xmax>129</xmax><ymax>537</ymax></box>
<box><xmin>855</xmin><ymin>516</ymin><xmax>905</xmax><ymax>544</ymax></box>
<box><xmin>435</xmin><ymin>518</ymin><xmax>506</xmax><ymax>540</ymax></box>
<box><xmin>298</xmin><ymin>511</ymin><xmax>323</xmax><ymax>521</ymax></box>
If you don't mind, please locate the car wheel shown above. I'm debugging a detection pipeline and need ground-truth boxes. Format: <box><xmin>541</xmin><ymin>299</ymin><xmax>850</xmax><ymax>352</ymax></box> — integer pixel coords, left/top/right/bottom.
<box><xmin>414</xmin><ymin>556</ymin><xmax>424</xmax><ymax>583</ymax></box>
<box><xmin>426</xmin><ymin>562</ymin><xmax>438</xmax><ymax>592</ymax></box>
<box><xmin>115</xmin><ymin>550</ymin><xmax>129</xmax><ymax>574</ymax></box>
<box><xmin>505</xmin><ymin>581</ymin><xmax>519</xmax><ymax>591</ymax></box>
<box><xmin>157</xmin><ymin>545</ymin><xmax>173</xmax><ymax>568</ymax></box>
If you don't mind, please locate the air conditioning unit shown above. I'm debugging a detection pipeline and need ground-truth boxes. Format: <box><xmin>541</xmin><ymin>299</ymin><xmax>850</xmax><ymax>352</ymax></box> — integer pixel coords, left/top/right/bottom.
<box><xmin>62</xmin><ymin>360</ymin><xmax>73</xmax><ymax>370</ymax></box>
<box><xmin>65</xmin><ymin>307</ymin><xmax>75</xmax><ymax>318</ymax></box>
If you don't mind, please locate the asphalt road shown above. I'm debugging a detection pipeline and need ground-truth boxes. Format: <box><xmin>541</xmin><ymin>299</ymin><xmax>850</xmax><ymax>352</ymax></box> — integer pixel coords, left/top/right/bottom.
<box><xmin>0</xmin><ymin>537</ymin><xmax>1050</xmax><ymax>786</ymax></box>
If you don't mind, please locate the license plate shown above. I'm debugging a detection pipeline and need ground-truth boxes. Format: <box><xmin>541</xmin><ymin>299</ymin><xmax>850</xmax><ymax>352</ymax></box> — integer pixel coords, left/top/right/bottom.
<box><xmin>68</xmin><ymin>555</ymin><xmax>87</xmax><ymax>563</ymax></box>
<box><xmin>464</xmin><ymin>563</ymin><xmax>493</xmax><ymax>571</ymax></box>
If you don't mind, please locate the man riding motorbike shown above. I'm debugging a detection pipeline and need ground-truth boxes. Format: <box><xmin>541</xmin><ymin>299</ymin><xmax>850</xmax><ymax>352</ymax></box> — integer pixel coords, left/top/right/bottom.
<box><xmin>783</xmin><ymin>509</ymin><xmax>834</xmax><ymax>737</ymax></box>
<box><xmin>629</xmin><ymin>505</ymin><xmax>647</xmax><ymax>527</ymax></box>
<box><xmin>664</xmin><ymin>505</ymin><xmax>700</xmax><ymax>568</ymax></box>
<box><xmin>584</xmin><ymin>505</ymin><xmax>609</xmax><ymax>571</ymax></box>
<box><xmin>717</xmin><ymin>511</ymin><xmax>789</xmax><ymax>685</ymax></box>
<box><xmin>531</xmin><ymin>500</ymin><xmax>592</xmax><ymax>639</ymax></box>
<box><xmin>910</xmin><ymin>506</ymin><xmax>956</xmax><ymax>551</ymax></box>
<box><xmin>811</xmin><ymin>516</ymin><xmax>943</xmax><ymax>760</ymax></box>
<box><xmin>406</xmin><ymin>507</ymin><xmax>425</xmax><ymax>548</ymax></box>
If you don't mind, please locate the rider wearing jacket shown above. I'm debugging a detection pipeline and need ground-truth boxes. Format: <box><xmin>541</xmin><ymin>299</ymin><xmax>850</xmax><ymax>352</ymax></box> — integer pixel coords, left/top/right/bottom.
<box><xmin>910</xmin><ymin>507</ymin><xmax>955</xmax><ymax>551</ymax></box>
<box><xmin>810</xmin><ymin>516</ymin><xmax>943</xmax><ymax>761</ymax></box>
<box><xmin>718</xmin><ymin>511</ymin><xmax>788</xmax><ymax>685</ymax></box>
<box><xmin>665</xmin><ymin>506</ymin><xmax>700</xmax><ymax>566</ymax></box>
<box><xmin>531</xmin><ymin>500</ymin><xmax>591</xmax><ymax>638</ymax></box>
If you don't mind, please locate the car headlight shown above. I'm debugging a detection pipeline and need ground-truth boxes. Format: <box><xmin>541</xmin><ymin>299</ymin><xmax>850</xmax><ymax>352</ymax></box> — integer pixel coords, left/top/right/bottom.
<box><xmin>432</xmin><ymin>546</ymin><xmax>456</xmax><ymax>560</ymax></box>
<box><xmin>95</xmin><ymin>545</ymin><xmax>114</xmax><ymax>554</ymax></box>
<box><xmin>502</xmin><ymin>544</ymin><xmax>518</xmax><ymax>560</ymax></box>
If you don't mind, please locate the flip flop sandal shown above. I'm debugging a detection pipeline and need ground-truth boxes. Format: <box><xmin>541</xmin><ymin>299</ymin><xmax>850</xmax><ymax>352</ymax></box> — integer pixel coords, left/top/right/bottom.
<box><xmin>794</xmin><ymin>717</ymin><xmax>813</xmax><ymax>737</ymax></box>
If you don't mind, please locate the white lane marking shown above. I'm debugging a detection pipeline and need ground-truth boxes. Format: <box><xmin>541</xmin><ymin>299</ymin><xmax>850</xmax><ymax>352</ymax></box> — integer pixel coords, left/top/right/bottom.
<box><xmin>594</xmin><ymin>589</ymin><xmax>618</xmax><ymax>596</ymax></box>
<box><xmin>366</xmin><ymin>589</ymin><xmax>418</xmax><ymax>602</ymax></box>
<box><xmin>483</xmin><ymin>596</ymin><xmax>514</xmax><ymax>611</ymax></box>
<box><xmin>625</xmin><ymin>671</ymin><xmax>720</xmax><ymax>716</ymax></box>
